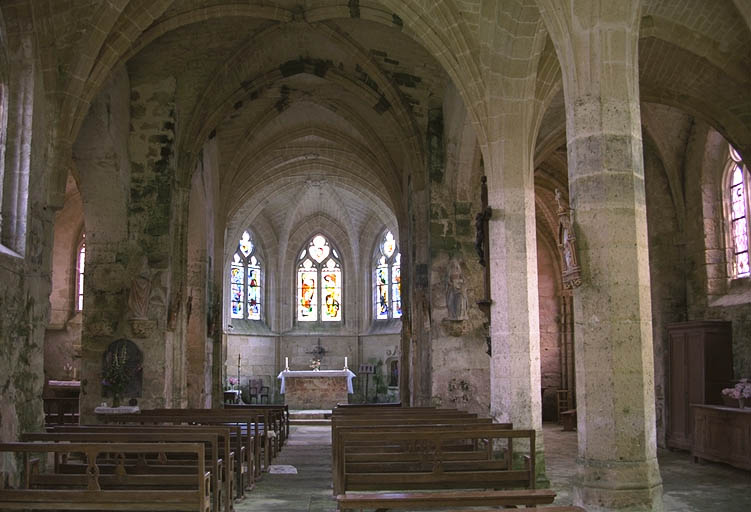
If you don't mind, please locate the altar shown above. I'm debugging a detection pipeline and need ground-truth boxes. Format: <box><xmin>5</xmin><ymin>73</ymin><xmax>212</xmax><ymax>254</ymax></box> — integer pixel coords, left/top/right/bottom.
<box><xmin>277</xmin><ymin>369</ymin><xmax>356</xmax><ymax>409</ymax></box>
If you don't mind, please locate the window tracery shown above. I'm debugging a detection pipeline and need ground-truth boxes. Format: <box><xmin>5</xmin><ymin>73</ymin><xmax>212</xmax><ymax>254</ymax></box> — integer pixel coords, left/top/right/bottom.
<box><xmin>230</xmin><ymin>231</ymin><xmax>263</xmax><ymax>320</ymax></box>
<box><xmin>375</xmin><ymin>230</ymin><xmax>401</xmax><ymax>320</ymax></box>
<box><xmin>297</xmin><ymin>234</ymin><xmax>342</xmax><ymax>322</ymax></box>
<box><xmin>728</xmin><ymin>146</ymin><xmax>750</xmax><ymax>278</ymax></box>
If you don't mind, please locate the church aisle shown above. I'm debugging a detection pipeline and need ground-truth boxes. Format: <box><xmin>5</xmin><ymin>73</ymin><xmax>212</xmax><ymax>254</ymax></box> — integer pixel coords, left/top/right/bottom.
<box><xmin>235</xmin><ymin>425</ymin><xmax>337</xmax><ymax>512</ymax></box>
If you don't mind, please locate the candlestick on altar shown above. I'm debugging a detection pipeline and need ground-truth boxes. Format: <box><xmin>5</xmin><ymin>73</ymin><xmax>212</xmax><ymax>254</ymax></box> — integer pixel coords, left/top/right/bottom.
<box><xmin>285</xmin><ymin>357</ymin><xmax>289</xmax><ymax>371</ymax></box>
<box><xmin>236</xmin><ymin>354</ymin><xmax>241</xmax><ymax>390</ymax></box>
<box><xmin>344</xmin><ymin>356</ymin><xmax>348</xmax><ymax>369</ymax></box>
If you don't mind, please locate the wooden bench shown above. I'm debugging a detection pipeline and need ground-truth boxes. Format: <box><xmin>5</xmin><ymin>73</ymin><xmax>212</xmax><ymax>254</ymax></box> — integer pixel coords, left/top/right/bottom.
<box><xmin>331</xmin><ymin>411</ymin><xmax>497</xmax><ymax>494</ymax></box>
<box><xmin>27</xmin><ymin>429</ymin><xmax>233</xmax><ymax>512</ymax></box>
<box><xmin>42</xmin><ymin>397</ymin><xmax>80</xmax><ymax>426</ymax></box>
<box><xmin>225</xmin><ymin>404</ymin><xmax>289</xmax><ymax>444</ymax></box>
<box><xmin>339</xmin><ymin>427</ymin><xmax>536</xmax><ymax>489</ymax></box>
<box><xmin>100</xmin><ymin>413</ymin><xmax>255</xmax><ymax>495</ymax></box>
<box><xmin>338</xmin><ymin>491</ymin><xmax>582</xmax><ymax>510</ymax></box>
<box><xmin>137</xmin><ymin>408</ymin><xmax>279</xmax><ymax>472</ymax></box>
<box><xmin>335</xmin><ymin>426</ymin><xmax>553</xmax><ymax>510</ymax></box>
<box><xmin>0</xmin><ymin>442</ymin><xmax>210</xmax><ymax>511</ymax></box>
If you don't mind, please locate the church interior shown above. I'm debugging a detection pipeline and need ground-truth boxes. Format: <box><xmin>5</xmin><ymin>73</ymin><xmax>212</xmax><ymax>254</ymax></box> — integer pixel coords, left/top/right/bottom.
<box><xmin>1</xmin><ymin>1</ymin><xmax>750</xmax><ymax>511</ymax></box>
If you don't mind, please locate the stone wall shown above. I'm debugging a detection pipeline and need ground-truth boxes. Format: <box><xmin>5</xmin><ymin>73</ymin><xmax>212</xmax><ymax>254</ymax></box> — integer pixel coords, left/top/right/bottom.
<box><xmin>0</xmin><ymin>43</ymin><xmax>50</xmax><ymax>459</ymax></box>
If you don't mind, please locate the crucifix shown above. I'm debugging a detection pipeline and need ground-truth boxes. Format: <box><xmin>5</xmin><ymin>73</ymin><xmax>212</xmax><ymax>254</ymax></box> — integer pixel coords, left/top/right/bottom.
<box><xmin>474</xmin><ymin>175</ymin><xmax>493</xmax><ymax>355</ymax></box>
<box><xmin>307</xmin><ymin>338</ymin><xmax>327</xmax><ymax>362</ymax></box>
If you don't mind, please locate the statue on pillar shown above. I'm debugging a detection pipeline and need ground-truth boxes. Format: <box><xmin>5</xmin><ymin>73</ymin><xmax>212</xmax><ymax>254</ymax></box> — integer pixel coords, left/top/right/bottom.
<box><xmin>446</xmin><ymin>255</ymin><xmax>468</xmax><ymax>321</ymax></box>
<box><xmin>556</xmin><ymin>189</ymin><xmax>582</xmax><ymax>289</ymax></box>
<box><xmin>128</xmin><ymin>256</ymin><xmax>153</xmax><ymax>319</ymax></box>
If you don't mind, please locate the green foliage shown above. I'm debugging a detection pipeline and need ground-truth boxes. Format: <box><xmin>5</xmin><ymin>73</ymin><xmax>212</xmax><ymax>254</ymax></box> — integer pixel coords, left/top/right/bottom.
<box><xmin>103</xmin><ymin>346</ymin><xmax>130</xmax><ymax>402</ymax></box>
<box><xmin>373</xmin><ymin>359</ymin><xmax>388</xmax><ymax>395</ymax></box>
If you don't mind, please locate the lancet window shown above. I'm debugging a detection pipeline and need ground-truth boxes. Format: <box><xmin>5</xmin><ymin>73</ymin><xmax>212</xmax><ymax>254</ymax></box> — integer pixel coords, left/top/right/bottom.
<box><xmin>230</xmin><ymin>231</ymin><xmax>263</xmax><ymax>320</ymax></box>
<box><xmin>75</xmin><ymin>234</ymin><xmax>85</xmax><ymax>311</ymax></box>
<box><xmin>375</xmin><ymin>230</ymin><xmax>401</xmax><ymax>320</ymax></box>
<box><xmin>297</xmin><ymin>234</ymin><xmax>342</xmax><ymax>322</ymax></box>
<box><xmin>728</xmin><ymin>146</ymin><xmax>750</xmax><ymax>278</ymax></box>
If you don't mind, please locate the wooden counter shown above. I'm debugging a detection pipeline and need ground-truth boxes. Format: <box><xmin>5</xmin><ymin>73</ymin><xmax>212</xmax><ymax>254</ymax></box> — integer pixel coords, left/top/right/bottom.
<box><xmin>691</xmin><ymin>404</ymin><xmax>751</xmax><ymax>471</ymax></box>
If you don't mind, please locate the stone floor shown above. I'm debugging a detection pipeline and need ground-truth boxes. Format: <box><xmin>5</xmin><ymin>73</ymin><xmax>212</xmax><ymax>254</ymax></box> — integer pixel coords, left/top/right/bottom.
<box><xmin>234</xmin><ymin>423</ymin><xmax>751</xmax><ymax>511</ymax></box>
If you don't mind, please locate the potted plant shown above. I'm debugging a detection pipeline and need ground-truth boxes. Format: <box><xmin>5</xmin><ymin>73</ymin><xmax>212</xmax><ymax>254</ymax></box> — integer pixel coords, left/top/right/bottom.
<box><xmin>102</xmin><ymin>346</ymin><xmax>130</xmax><ymax>407</ymax></box>
<box><xmin>721</xmin><ymin>378</ymin><xmax>751</xmax><ymax>408</ymax></box>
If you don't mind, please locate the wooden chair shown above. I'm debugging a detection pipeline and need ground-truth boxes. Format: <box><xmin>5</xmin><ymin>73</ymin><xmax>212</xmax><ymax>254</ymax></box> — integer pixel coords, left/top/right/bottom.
<box><xmin>248</xmin><ymin>379</ymin><xmax>269</xmax><ymax>404</ymax></box>
<box><xmin>556</xmin><ymin>389</ymin><xmax>572</xmax><ymax>423</ymax></box>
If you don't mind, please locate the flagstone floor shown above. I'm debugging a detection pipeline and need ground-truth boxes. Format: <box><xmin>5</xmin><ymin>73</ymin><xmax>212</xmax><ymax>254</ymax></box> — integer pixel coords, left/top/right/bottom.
<box><xmin>234</xmin><ymin>424</ymin><xmax>751</xmax><ymax>512</ymax></box>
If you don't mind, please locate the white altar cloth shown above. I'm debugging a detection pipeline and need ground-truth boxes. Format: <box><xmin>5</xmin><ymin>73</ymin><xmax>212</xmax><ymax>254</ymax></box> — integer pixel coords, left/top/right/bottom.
<box><xmin>277</xmin><ymin>369</ymin><xmax>356</xmax><ymax>394</ymax></box>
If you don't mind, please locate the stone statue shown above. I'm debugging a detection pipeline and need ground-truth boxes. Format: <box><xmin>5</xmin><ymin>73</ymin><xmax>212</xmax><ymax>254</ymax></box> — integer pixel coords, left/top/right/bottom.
<box><xmin>556</xmin><ymin>189</ymin><xmax>582</xmax><ymax>289</ymax></box>
<box><xmin>128</xmin><ymin>257</ymin><xmax>152</xmax><ymax>319</ymax></box>
<box><xmin>446</xmin><ymin>256</ymin><xmax>468</xmax><ymax>321</ymax></box>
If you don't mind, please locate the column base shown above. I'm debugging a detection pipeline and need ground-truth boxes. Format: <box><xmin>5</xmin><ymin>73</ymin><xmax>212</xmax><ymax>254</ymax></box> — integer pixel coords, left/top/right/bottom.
<box><xmin>573</xmin><ymin>457</ymin><xmax>663</xmax><ymax>511</ymax></box>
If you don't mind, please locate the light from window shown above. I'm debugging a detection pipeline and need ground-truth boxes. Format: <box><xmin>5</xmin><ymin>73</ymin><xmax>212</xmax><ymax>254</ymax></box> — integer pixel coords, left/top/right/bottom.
<box><xmin>297</xmin><ymin>234</ymin><xmax>342</xmax><ymax>322</ymax></box>
<box><xmin>730</xmin><ymin>149</ymin><xmax>750</xmax><ymax>277</ymax></box>
<box><xmin>76</xmin><ymin>238</ymin><xmax>85</xmax><ymax>311</ymax></box>
<box><xmin>392</xmin><ymin>253</ymin><xmax>402</xmax><ymax>318</ymax></box>
<box><xmin>230</xmin><ymin>231</ymin><xmax>262</xmax><ymax>319</ymax></box>
<box><xmin>322</xmin><ymin>259</ymin><xmax>342</xmax><ymax>321</ymax></box>
<box><xmin>375</xmin><ymin>231</ymin><xmax>401</xmax><ymax>319</ymax></box>
<box><xmin>298</xmin><ymin>258</ymin><xmax>317</xmax><ymax>321</ymax></box>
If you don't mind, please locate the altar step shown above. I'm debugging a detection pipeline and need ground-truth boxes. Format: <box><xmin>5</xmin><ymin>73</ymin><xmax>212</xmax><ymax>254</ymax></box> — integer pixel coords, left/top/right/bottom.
<box><xmin>289</xmin><ymin>409</ymin><xmax>332</xmax><ymax>426</ymax></box>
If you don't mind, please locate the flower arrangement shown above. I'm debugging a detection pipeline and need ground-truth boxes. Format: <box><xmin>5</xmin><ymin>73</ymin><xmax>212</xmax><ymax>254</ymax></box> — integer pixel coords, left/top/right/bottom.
<box><xmin>722</xmin><ymin>378</ymin><xmax>751</xmax><ymax>406</ymax></box>
<box><xmin>309</xmin><ymin>358</ymin><xmax>321</xmax><ymax>371</ymax></box>
<box><xmin>102</xmin><ymin>346</ymin><xmax>130</xmax><ymax>407</ymax></box>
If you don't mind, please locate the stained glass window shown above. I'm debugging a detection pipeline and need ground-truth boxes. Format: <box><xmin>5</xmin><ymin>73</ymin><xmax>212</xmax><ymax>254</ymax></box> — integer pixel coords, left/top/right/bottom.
<box><xmin>76</xmin><ymin>235</ymin><xmax>85</xmax><ymax>311</ymax></box>
<box><xmin>729</xmin><ymin>147</ymin><xmax>750</xmax><ymax>278</ymax></box>
<box><xmin>297</xmin><ymin>234</ymin><xmax>343</xmax><ymax>322</ymax></box>
<box><xmin>230</xmin><ymin>231</ymin><xmax>263</xmax><ymax>320</ymax></box>
<box><xmin>374</xmin><ymin>230</ymin><xmax>402</xmax><ymax>320</ymax></box>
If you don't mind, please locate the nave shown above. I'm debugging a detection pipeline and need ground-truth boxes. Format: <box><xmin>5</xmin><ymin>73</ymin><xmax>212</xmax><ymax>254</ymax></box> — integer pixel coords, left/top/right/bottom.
<box><xmin>239</xmin><ymin>423</ymin><xmax>751</xmax><ymax>512</ymax></box>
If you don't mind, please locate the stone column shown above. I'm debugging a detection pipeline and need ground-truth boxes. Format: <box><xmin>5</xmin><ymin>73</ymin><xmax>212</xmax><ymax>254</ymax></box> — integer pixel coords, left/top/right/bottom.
<box><xmin>486</xmin><ymin>148</ymin><xmax>543</xmax><ymax>473</ymax></box>
<box><xmin>536</xmin><ymin>1</ymin><xmax>663</xmax><ymax>510</ymax></box>
<box><xmin>478</xmin><ymin>0</ymin><xmax>548</xmax><ymax>483</ymax></box>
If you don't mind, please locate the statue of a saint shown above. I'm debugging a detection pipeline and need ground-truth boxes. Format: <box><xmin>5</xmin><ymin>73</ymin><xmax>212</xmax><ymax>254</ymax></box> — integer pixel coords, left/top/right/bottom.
<box><xmin>128</xmin><ymin>257</ymin><xmax>152</xmax><ymax>319</ymax></box>
<box><xmin>446</xmin><ymin>256</ymin><xmax>468</xmax><ymax>321</ymax></box>
<box><xmin>555</xmin><ymin>189</ymin><xmax>582</xmax><ymax>288</ymax></box>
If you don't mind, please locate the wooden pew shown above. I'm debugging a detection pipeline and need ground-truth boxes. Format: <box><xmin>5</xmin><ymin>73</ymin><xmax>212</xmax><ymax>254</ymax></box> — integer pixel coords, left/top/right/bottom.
<box><xmin>42</xmin><ymin>397</ymin><xmax>80</xmax><ymax>426</ymax></box>
<box><xmin>224</xmin><ymin>404</ymin><xmax>289</xmax><ymax>444</ymax></box>
<box><xmin>333</xmin><ymin>422</ymin><xmax>512</xmax><ymax>496</ymax></box>
<box><xmin>47</xmin><ymin>424</ymin><xmax>238</xmax><ymax>503</ymax></box>
<box><xmin>136</xmin><ymin>408</ymin><xmax>277</xmax><ymax>472</ymax></box>
<box><xmin>0</xmin><ymin>442</ymin><xmax>210</xmax><ymax>512</ymax></box>
<box><xmin>100</xmin><ymin>413</ymin><xmax>255</xmax><ymax>496</ymax></box>
<box><xmin>331</xmin><ymin>410</ymin><xmax>494</xmax><ymax>494</ymax></box>
<box><xmin>28</xmin><ymin>430</ymin><xmax>233</xmax><ymax>512</ymax></box>
<box><xmin>338</xmin><ymin>491</ymin><xmax>584</xmax><ymax>510</ymax></box>
<box><xmin>335</xmin><ymin>427</ymin><xmax>554</xmax><ymax>510</ymax></box>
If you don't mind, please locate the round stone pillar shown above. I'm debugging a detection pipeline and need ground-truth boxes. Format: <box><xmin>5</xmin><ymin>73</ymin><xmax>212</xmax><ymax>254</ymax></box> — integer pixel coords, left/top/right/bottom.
<box><xmin>536</xmin><ymin>1</ymin><xmax>663</xmax><ymax>510</ymax></box>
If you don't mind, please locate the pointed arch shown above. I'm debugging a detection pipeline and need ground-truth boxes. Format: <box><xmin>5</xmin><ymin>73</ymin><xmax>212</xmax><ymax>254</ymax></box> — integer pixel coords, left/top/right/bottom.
<box><xmin>296</xmin><ymin>233</ymin><xmax>343</xmax><ymax>323</ymax></box>
<box><xmin>724</xmin><ymin>145</ymin><xmax>750</xmax><ymax>278</ymax></box>
<box><xmin>373</xmin><ymin>230</ymin><xmax>402</xmax><ymax>320</ymax></box>
<box><xmin>229</xmin><ymin>230</ymin><xmax>265</xmax><ymax>321</ymax></box>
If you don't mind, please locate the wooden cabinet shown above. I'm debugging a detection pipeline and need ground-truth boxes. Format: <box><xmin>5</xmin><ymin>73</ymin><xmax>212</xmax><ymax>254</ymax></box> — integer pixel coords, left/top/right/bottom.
<box><xmin>692</xmin><ymin>405</ymin><xmax>751</xmax><ymax>471</ymax></box>
<box><xmin>666</xmin><ymin>321</ymin><xmax>733</xmax><ymax>451</ymax></box>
